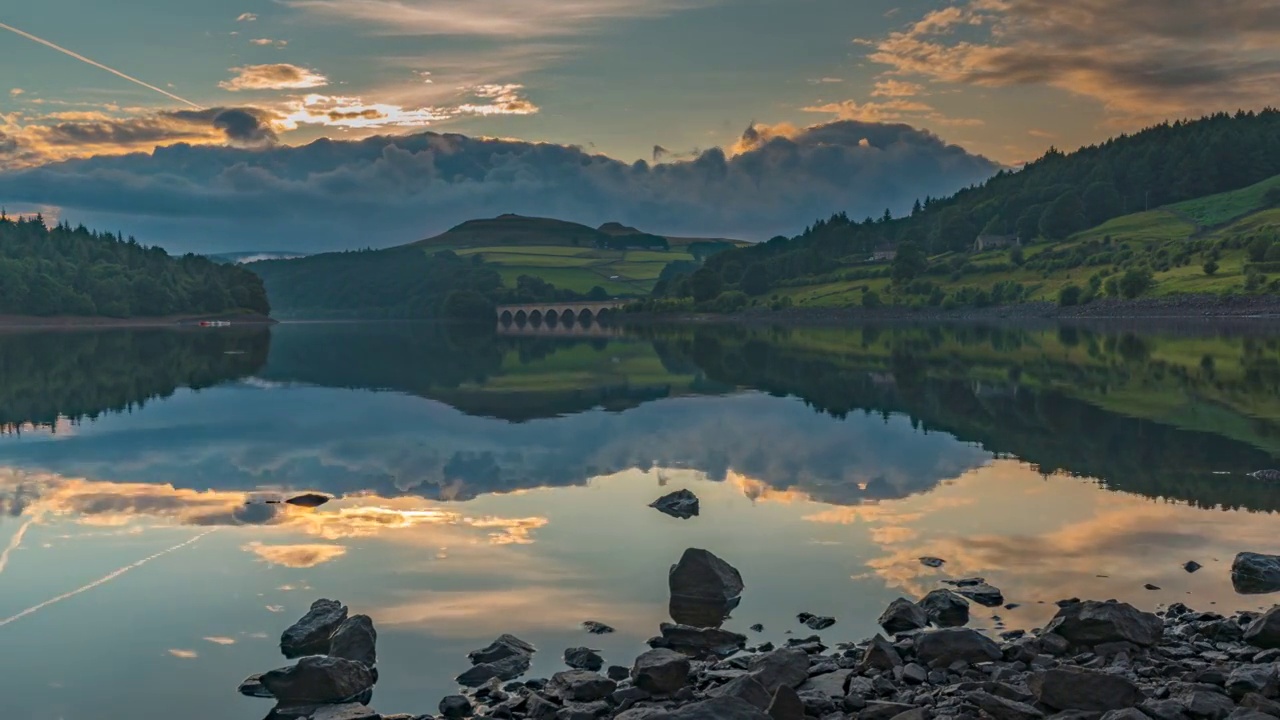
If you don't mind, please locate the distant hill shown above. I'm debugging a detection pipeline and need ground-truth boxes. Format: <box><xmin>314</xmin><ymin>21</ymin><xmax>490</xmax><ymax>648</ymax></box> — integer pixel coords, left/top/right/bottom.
<box><xmin>0</xmin><ymin>214</ymin><xmax>270</xmax><ymax>318</ymax></box>
<box><xmin>415</xmin><ymin>214</ymin><xmax>609</xmax><ymax>249</ymax></box>
<box><xmin>642</xmin><ymin>110</ymin><xmax>1280</xmax><ymax>311</ymax></box>
<box><xmin>210</xmin><ymin>251</ymin><xmax>309</xmax><ymax>264</ymax></box>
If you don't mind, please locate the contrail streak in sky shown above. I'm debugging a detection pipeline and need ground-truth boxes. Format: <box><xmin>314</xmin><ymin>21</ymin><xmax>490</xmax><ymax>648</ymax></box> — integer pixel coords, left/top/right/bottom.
<box><xmin>0</xmin><ymin>530</ymin><xmax>215</xmax><ymax>629</ymax></box>
<box><xmin>0</xmin><ymin>20</ymin><xmax>203</xmax><ymax>109</ymax></box>
<box><xmin>0</xmin><ymin>517</ymin><xmax>35</xmax><ymax>576</ymax></box>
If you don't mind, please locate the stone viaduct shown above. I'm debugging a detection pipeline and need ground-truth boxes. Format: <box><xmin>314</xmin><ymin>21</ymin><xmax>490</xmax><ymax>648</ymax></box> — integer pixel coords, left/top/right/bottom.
<box><xmin>495</xmin><ymin>300</ymin><xmax>627</xmax><ymax>328</ymax></box>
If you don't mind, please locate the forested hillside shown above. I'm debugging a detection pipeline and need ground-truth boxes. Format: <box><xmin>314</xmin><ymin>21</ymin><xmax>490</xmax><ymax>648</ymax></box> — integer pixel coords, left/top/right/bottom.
<box><xmin>0</xmin><ymin>214</ymin><xmax>270</xmax><ymax>317</ymax></box>
<box><xmin>649</xmin><ymin>110</ymin><xmax>1280</xmax><ymax>309</ymax></box>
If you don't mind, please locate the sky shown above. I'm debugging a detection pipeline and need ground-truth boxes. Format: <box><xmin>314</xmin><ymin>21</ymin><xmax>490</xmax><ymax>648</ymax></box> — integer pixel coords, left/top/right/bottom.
<box><xmin>1</xmin><ymin>0</ymin><xmax>1277</xmax><ymax>251</ymax></box>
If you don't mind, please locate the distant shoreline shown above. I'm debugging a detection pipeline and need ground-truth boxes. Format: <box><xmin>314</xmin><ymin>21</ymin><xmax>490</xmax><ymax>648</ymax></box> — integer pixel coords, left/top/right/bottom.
<box><xmin>0</xmin><ymin>312</ymin><xmax>277</xmax><ymax>330</ymax></box>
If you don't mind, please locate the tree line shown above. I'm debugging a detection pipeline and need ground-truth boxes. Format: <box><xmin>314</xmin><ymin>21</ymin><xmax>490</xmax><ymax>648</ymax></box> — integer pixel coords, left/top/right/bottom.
<box><xmin>0</xmin><ymin>213</ymin><xmax>270</xmax><ymax>317</ymax></box>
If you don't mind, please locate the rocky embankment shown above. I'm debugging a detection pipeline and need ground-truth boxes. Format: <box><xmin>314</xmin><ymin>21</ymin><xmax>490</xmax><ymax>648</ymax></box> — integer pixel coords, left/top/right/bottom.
<box><xmin>239</xmin><ymin>547</ymin><xmax>1280</xmax><ymax>720</ymax></box>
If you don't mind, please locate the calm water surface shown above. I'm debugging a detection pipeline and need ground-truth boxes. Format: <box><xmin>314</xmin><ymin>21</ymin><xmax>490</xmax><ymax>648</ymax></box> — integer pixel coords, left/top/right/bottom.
<box><xmin>1</xmin><ymin>322</ymin><xmax>1279</xmax><ymax>719</ymax></box>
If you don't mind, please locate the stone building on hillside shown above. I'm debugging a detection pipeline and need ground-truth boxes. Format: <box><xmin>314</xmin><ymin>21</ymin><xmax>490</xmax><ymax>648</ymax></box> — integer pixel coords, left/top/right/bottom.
<box><xmin>974</xmin><ymin>234</ymin><xmax>1020</xmax><ymax>252</ymax></box>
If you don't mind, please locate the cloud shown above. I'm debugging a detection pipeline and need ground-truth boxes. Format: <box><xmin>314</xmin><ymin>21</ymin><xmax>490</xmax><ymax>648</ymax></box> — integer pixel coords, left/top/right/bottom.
<box><xmin>243</xmin><ymin>541</ymin><xmax>348</xmax><ymax>568</ymax></box>
<box><xmin>236</xmin><ymin>12</ymin><xmax>258</xmax><ymax>21</ymax></box>
<box><xmin>284</xmin><ymin>0</ymin><xmax>705</xmax><ymax>38</ymax></box>
<box><xmin>168</xmin><ymin>649</ymin><xmax>198</xmax><ymax>658</ymax></box>
<box><xmin>203</xmin><ymin>636</ymin><xmax>236</xmax><ymax>645</ymax></box>
<box><xmin>871</xmin><ymin>79</ymin><xmax>924</xmax><ymax>97</ymax></box>
<box><xmin>250</xmin><ymin>38</ymin><xmax>288</xmax><ymax>47</ymax></box>
<box><xmin>807</xmin><ymin>77</ymin><xmax>844</xmax><ymax>85</ymax></box>
<box><xmin>454</xmin><ymin>84</ymin><xmax>539</xmax><ymax>116</ymax></box>
<box><xmin>220</xmin><ymin>64</ymin><xmax>329</xmax><ymax>91</ymax></box>
<box><xmin>866</xmin><ymin>0</ymin><xmax>1280</xmax><ymax>122</ymax></box>
<box><xmin>9</xmin><ymin>89</ymin><xmax>22</xmax><ymax>97</ymax></box>
<box><xmin>0</xmin><ymin>119</ymin><xmax>999</xmax><ymax>251</ymax></box>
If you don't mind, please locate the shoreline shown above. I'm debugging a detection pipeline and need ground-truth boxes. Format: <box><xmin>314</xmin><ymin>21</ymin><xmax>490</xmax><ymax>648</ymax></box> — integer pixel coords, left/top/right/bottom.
<box><xmin>240</xmin><ymin>548</ymin><xmax>1280</xmax><ymax>720</ymax></box>
<box><xmin>0</xmin><ymin>312</ymin><xmax>276</xmax><ymax>330</ymax></box>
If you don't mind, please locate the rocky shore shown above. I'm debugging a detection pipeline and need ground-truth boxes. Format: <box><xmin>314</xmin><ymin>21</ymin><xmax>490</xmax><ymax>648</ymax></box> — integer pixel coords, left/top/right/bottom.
<box><xmin>239</xmin><ymin>548</ymin><xmax>1280</xmax><ymax>720</ymax></box>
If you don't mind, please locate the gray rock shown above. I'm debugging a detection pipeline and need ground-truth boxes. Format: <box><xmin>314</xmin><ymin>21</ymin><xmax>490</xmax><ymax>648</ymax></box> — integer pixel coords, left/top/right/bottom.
<box><xmin>565</xmin><ymin>647</ymin><xmax>604</xmax><ymax>672</ymax></box>
<box><xmin>920</xmin><ymin>556</ymin><xmax>946</xmax><ymax>568</ymax></box>
<box><xmin>747</xmin><ymin>648</ymin><xmax>810</xmax><ymax>693</ymax></box>
<box><xmin>550</xmin><ymin>670</ymin><xmax>617</xmax><ymax>703</ymax></box>
<box><xmin>329</xmin><ymin>614</ymin><xmax>377</xmax><ymax>667</ymax></box>
<box><xmin>667</xmin><ymin>697</ymin><xmax>771</xmax><ymax>719</ymax></box>
<box><xmin>556</xmin><ymin>700</ymin><xmax>611</xmax><ymax>720</ymax></box>
<box><xmin>1227</xmin><ymin>666</ymin><xmax>1279</xmax><ymax>700</ymax></box>
<box><xmin>669</xmin><ymin>548</ymin><xmax>744</xmax><ymax>604</ymax></box>
<box><xmin>456</xmin><ymin>653</ymin><xmax>531</xmax><ymax>686</ymax></box>
<box><xmin>956</xmin><ymin>582</ymin><xmax>1006</xmax><ymax>607</ymax></box>
<box><xmin>1228</xmin><ymin>712</ymin><xmax>1276</xmax><ymax>720</ymax></box>
<box><xmin>903</xmin><ymin>663</ymin><xmax>928</xmax><ymax>684</ymax></box>
<box><xmin>285</xmin><ymin>493</ymin><xmax>331</xmax><ymax>508</ymax></box>
<box><xmin>915</xmin><ymin>628</ymin><xmax>1002</xmax><ymax>666</ymax></box>
<box><xmin>709</xmin><ymin>675</ymin><xmax>772</xmax><ymax>709</ymax></box>
<box><xmin>632</xmin><ymin>648</ymin><xmax>690</xmax><ymax>695</ymax></box>
<box><xmin>608</xmin><ymin>665</ymin><xmax>630</xmax><ymax>681</ymax></box>
<box><xmin>1044</xmin><ymin>600</ymin><xmax>1163</xmax><ymax>647</ymax></box>
<box><xmin>1141</xmin><ymin>699</ymin><xmax>1191</xmax><ymax>720</ymax></box>
<box><xmin>439</xmin><ymin>694</ymin><xmax>473</xmax><ymax>718</ymax></box>
<box><xmin>1233</xmin><ymin>554</ymin><xmax>1280</xmax><ymax>595</ymax></box>
<box><xmin>1244</xmin><ymin>608</ymin><xmax>1280</xmax><ymax>650</ymax></box>
<box><xmin>919</xmin><ymin>589</ymin><xmax>971</xmax><ymax>628</ymax></box>
<box><xmin>616</xmin><ymin>710</ymin><xmax>669</xmax><ymax>720</ymax></box>
<box><xmin>859</xmin><ymin>702</ymin><xmax>918</xmax><ymax>720</ymax></box>
<box><xmin>858</xmin><ymin>634</ymin><xmax>904</xmax><ymax>671</ymax></box>
<box><xmin>972</xmin><ymin>690</ymin><xmax>1045</xmax><ymax>720</ymax></box>
<box><xmin>798</xmin><ymin>612</ymin><xmax>837</xmax><ymax>630</ymax></box>
<box><xmin>651</xmin><ymin>489</ymin><xmax>700</xmax><ymax>519</ymax></box>
<box><xmin>880</xmin><ymin>598</ymin><xmax>930</xmax><ymax>634</ymax></box>
<box><xmin>259</xmin><ymin>656</ymin><xmax>374</xmax><ymax>704</ymax></box>
<box><xmin>1032</xmin><ymin>667</ymin><xmax>1142</xmax><ymax>711</ymax></box>
<box><xmin>1239</xmin><ymin>694</ymin><xmax>1280</xmax><ymax>717</ymax></box>
<box><xmin>647</xmin><ymin>623</ymin><xmax>747</xmax><ymax>658</ymax></box>
<box><xmin>767</xmin><ymin>684</ymin><xmax>806</xmax><ymax>720</ymax></box>
<box><xmin>468</xmin><ymin>634</ymin><xmax>536</xmax><ymax>664</ymax></box>
<box><xmin>238</xmin><ymin>673</ymin><xmax>272</xmax><ymax>698</ymax></box>
<box><xmin>1101</xmin><ymin>711</ymin><xmax>1149</xmax><ymax>720</ymax></box>
<box><xmin>797</xmin><ymin>669</ymin><xmax>851</xmax><ymax>697</ymax></box>
<box><xmin>312</xmin><ymin>704</ymin><xmax>380</xmax><ymax>720</ymax></box>
<box><xmin>280</xmin><ymin>599</ymin><xmax>349</xmax><ymax>658</ymax></box>
<box><xmin>1176</xmin><ymin>690</ymin><xmax>1236</xmax><ymax>720</ymax></box>
<box><xmin>1185</xmin><ymin>562</ymin><xmax>1203</xmax><ymax>573</ymax></box>
<box><xmin>582</xmin><ymin>621</ymin><xmax>615</xmax><ymax>635</ymax></box>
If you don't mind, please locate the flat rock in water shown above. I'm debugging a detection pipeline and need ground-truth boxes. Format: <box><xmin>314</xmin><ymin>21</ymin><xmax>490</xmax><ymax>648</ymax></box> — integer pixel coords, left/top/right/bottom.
<box><xmin>1185</xmin><ymin>561</ymin><xmax>1203</xmax><ymax>573</ymax></box>
<box><xmin>259</xmin><ymin>656</ymin><xmax>374</xmax><ymax>704</ymax></box>
<box><xmin>1044</xmin><ymin>599</ymin><xmax>1163</xmax><ymax>647</ymax></box>
<box><xmin>914</xmin><ymin>627</ymin><xmax>1002</xmax><ymax>666</ymax></box>
<box><xmin>328</xmin><ymin>614</ymin><xmax>377</xmax><ymax>667</ymax></box>
<box><xmin>1031</xmin><ymin>667</ymin><xmax>1142</xmax><ymax>711</ymax></box>
<box><xmin>878</xmin><ymin>597</ymin><xmax>929</xmax><ymax>633</ymax></box>
<box><xmin>467</xmin><ymin>634</ymin><xmax>536</xmax><ymax>664</ymax></box>
<box><xmin>285</xmin><ymin>493</ymin><xmax>331</xmax><ymax>508</ymax></box>
<box><xmin>667</xmin><ymin>697</ymin><xmax>771</xmax><ymax>719</ymax></box>
<box><xmin>1233</xmin><ymin>553</ymin><xmax>1280</xmax><ymax>595</ymax></box>
<box><xmin>632</xmin><ymin>648</ymin><xmax>691</xmax><ymax>695</ymax></box>
<box><xmin>280</xmin><ymin>599</ymin><xmax>348</xmax><ymax>658</ymax></box>
<box><xmin>650</xmin><ymin>489</ymin><xmax>700</xmax><ymax>519</ymax></box>
<box><xmin>796</xmin><ymin>612</ymin><xmax>836</xmax><ymax>630</ymax></box>
<box><xmin>1244</xmin><ymin>607</ymin><xmax>1280</xmax><ymax>649</ymax></box>
<box><xmin>648</xmin><ymin>623</ymin><xmax>747</xmax><ymax>658</ymax></box>
<box><xmin>238</xmin><ymin>673</ymin><xmax>273</xmax><ymax>699</ymax></box>
<box><xmin>582</xmin><ymin>621</ymin><xmax>615</xmax><ymax>635</ymax></box>
<box><xmin>564</xmin><ymin>646</ymin><xmax>604</xmax><ymax>671</ymax></box>
<box><xmin>918</xmin><ymin>589</ymin><xmax>971</xmax><ymax>627</ymax></box>
<box><xmin>669</xmin><ymin>548</ymin><xmax>744</xmax><ymax>604</ymax></box>
<box><xmin>919</xmin><ymin>556</ymin><xmax>946</xmax><ymax>568</ymax></box>
<box><xmin>956</xmin><ymin>582</ymin><xmax>1006</xmax><ymax>607</ymax></box>
<box><xmin>456</xmin><ymin>653</ymin><xmax>531</xmax><ymax>686</ymax></box>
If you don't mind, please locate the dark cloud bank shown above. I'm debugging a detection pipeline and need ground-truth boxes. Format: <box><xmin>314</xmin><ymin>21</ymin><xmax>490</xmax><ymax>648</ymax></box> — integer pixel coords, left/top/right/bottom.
<box><xmin>0</xmin><ymin>120</ymin><xmax>998</xmax><ymax>253</ymax></box>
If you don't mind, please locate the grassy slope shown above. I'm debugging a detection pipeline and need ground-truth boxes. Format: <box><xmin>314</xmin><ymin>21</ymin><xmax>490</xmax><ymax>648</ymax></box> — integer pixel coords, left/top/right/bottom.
<box><xmin>414</xmin><ymin>215</ymin><xmax>735</xmax><ymax>295</ymax></box>
<box><xmin>775</xmin><ymin>175</ymin><xmax>1280</xmax><ymax>308</ymax></box>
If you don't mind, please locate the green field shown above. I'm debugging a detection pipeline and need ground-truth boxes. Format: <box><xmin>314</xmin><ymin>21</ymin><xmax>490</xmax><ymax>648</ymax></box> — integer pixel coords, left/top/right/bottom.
<box><xmin>451</xmin><ymin>244</ymin><xmax>698</xmax><ymax>295</ymax></box>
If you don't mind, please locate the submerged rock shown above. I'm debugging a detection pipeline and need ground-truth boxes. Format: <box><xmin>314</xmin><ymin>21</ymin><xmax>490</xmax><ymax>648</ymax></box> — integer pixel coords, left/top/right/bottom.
<box><xmin>564</xmin><ymin>646</ymin><xmax>604</xmax><ymax>671</ymax></box>
<box><xmin>281</xmin><ymin>599</ymin><xmax>349</xmax><ymax>659</ymax></box>
<box><xmin>650</xmin><ymin>489</ymin><xmax>700</xmax><ymax>519</ymax></box>
<box><xmin>878</xmin><ymin>598</ymin><xmax>929</xmax><ymax>633</ymax></box>
<box><xmin>259</xmin><ymin>656</ymin><xmax>374</xmax><ymax>704</ymax></box>
<box><xmin>669</xmin><ymin>548</ymin><xmax>744</xmax><ymax>604</ymax></box>
<box><xmin>796</xmin><ymin>612</ymin><xmax>836</xmax><ymax>630</ymax></box>
<box><xmin>919</xmin><ymin>556</ymin><xmax>946</xmax><ymax>568</ymax></box>
<box><xmin>1233</xmin><ymin>553</ymin><xmax>1280</xmax><ymax>595</ymax></box>
<box><xmin>1044</xmin><ymin>599</ymin><xmax>1163</xmax><ymax>647</ymax></box>
<box><xmin>467</xmin><ymin>634</ymin><xmax>536</xmax><ymax>665</ymax></box>
<box><xmin>918</xmin><ymin>589</ymin><xmax>970</xmax><ymax>627</ymax></box>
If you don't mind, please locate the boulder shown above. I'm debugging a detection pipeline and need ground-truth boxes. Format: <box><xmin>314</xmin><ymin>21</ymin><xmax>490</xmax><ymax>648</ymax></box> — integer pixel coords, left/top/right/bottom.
<box><xmin>914</xmin><ymin>628</ymin><xmax>1002</xmax><ymax>666</ymax></box>
<box><xmin>857</xmin><ymin>634</ymin><xmax>904</xmax><ymax>671</ymax></box>
<box><xmin>648</xmin><ymin>623</ymin><xmax>746</xmax><ymax>658</ymax></box>
<box><xmin>747</xmin><ymin>648</ymin><xmax>810</xmax><ymax>693</ymax></box>
<box><xmin>667</xmin><ymin>697</ymin><xmax>771</xmax><ymax>719</ymax></box>
<box><xmin>919</xmin><ymin>589</ymin><xmax>971</xmax><ymax>627</ymax></box>
<box><xmin>439</xmin><ymin>695</ymin><xmax>473</xmax><ymax>718</ymax></box>
<box><xmin>238</xmin><ymin>673</ymin><xmax>273</xmax><ymax>699</ymax></box>
<box><xmin>797</xmin><ymin>612</ymin><xmax>836</xmax><ymax>630</ymax></box>
<box><xmin>1031</xmin><ymin>667</ymin><xmax>1142</xmax><ymax>711</ymax></box>
<box><xmin>669</xmin><ymin>548</ymin><xmax>744</xmax><ymax>604</ymax></box>
<box><xmin>708</xmin><ymin>675</ymin><xmax>771</xmax><ymax>709</ymax></box>
<box><xmin>582</xmin><ymin>621</ymin><xmax>615</xmax><ymax>635</ymax></box>
<box><xmin>1244</xmin><ymin>608</ymin><xmax>1280</xmax><ymax>649</ymax></box>
<box><xmin>956</xmin><ymin>582</ymin><xmax>1005</xmax><ymax>607</ymax></box>
<box><xmin>1234</xmin><ymin>554</ymin><xmax>1280</xmax><ymax>595</ymax></box>
<box><xmin>1175</xmin><ymin>690</ymin><xmax>1236</xmax><ymax>720</ymax></box>
<box><xmin>669</xmin><ymin>595</ymin><xmax>738</xmax><ymax>628</ymax></box>
<box><xmin>456</xmin><ymin>653</ymin><xmax>531</xmax><ymax>686</ymax></box>
<box><xmin>972</xmin><ymin>690</ymin><xmax>1046</xmax><ymax>720</ymax></box>
<box><xmin>1227</xmin><ymin>665</ymin><xmax>1279</xmax><ymax>700</ymax></box>
<box><xmin>650</xmin><ymin>489</ymin><xmax>700</xmax><ymax>519</ymax></box>
<box><xmin>607</xmin><ymin>665</ymin><xmax>630</xmax><ymax>682</ymax></box>
<box><xmin>797</xmin><ymin>670</ymin><xmax>851</xmax><ymax>698</ymax></box>
<box><xmin>879</xmin><ymin>597</ymin><xmax>929</xmax><ymax>633</ymax></box>
<box><xmin>1044</xmin><ymin>600</ymin><xmax>1163</xmax><ymax>647</ymax></box>
<box><xmin>631</xmin><ymin>649</ymin><xmax>690</xmax><ymax>695</ymax></box>
<box><xmin>550</xmin><ymin>670</ymin><xmax>617</xmax><ymax>703</ymax></box>
<box><xmin>259</xmin><ymin>656</ymin><xmax>375</xmax><ymax>704</ymax></box>
<box><xmin>565</xmin><ymin>647</ymin><xmax>604</xmax><ymax>672</ymax></box>
<box><xmin>280</xmin><ymin>599</ymin><xmax>348</xmax><ymax>658</ymax></box>
<box><xmin>767</xmin><ymin>685</ymin><xmax>806</xmax><ymax>720</ymax></box>
<box><xmin>328</xmin><ymin>615</ymin><xmax>377</xmax><ymax>667</ymax></box>
<box><xmin>468</xmin><ymin>634</ymin><xmax>536</xmax><ymax>664</ymax></box>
